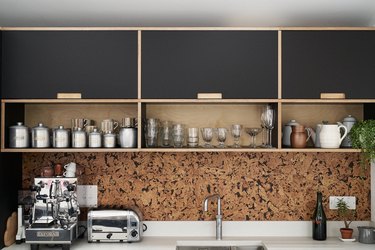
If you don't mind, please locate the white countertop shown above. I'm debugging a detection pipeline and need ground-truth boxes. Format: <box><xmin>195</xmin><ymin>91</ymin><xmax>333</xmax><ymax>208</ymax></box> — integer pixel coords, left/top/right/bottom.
<box><xmin>4</xmin><ymin>221</ymin><xmax>375</xmax><ymax>250</ymax></box>
<box><xmin>4</xmin><ymin>236</ymin><xmax>375</xmax><ymax>250</ymax></box>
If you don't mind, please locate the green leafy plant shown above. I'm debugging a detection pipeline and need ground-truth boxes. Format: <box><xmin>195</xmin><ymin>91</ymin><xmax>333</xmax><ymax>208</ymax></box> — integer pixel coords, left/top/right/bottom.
<box><xmin>349</xmin><ymin>120</ymin><xmax>375</xmax><ymax>171</ymax></box>
<box><xmin>336</xmin><ymin>198</ymin><xmax>355</xmax><ymax>229</ymax></box>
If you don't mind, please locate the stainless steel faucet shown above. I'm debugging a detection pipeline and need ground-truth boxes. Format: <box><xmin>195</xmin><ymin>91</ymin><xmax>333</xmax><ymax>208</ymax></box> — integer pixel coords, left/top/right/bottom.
<box><xmin>203</xmin><ymin>194</ymin><xmax>222</xmax><ymax>240</ymax></box>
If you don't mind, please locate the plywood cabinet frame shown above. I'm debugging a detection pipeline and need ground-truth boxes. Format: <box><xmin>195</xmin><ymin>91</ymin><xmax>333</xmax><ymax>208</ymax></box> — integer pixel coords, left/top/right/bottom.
<box><xmin>1</xmin><ymin>27</ymin><xmax>375</xmax><ymax>152</ymax></box>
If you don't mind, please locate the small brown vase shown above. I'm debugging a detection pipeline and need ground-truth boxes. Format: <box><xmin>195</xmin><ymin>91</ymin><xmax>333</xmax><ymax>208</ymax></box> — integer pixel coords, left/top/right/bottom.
<box><xmin>290</xmin><ymin>125</ymin><xmax>309</xmax><ymax>148</ymax></box>
<box><xmin>340</xmin><ymin>228</ymin><xmax>353</xmax><ymax>239</ymax></box>
<box><xmin>41</xmin><ymin>166</ymin><xmax>54</xmax><ymax>177</ymax></box>
<box><xmin>54</xmin><ymin>163</ymin><xmax>63</xmax><ymax>176</ymax></box>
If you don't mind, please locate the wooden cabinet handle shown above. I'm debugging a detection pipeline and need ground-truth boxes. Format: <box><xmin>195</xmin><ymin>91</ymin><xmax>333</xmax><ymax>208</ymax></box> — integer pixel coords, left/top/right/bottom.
<box><xmin>320</xmin><ymin>93</ymin><xmax>345</xmax><ymax>99</ymax></box>
<box><xmin>197</xmin><ymin>93</ymin><xmax>223</xmax><ymax>99</ymax></box>
<box><xmin>57</xmin><ymin>93</ymin><xmax>82</xmax><ymax>99</ymax></box>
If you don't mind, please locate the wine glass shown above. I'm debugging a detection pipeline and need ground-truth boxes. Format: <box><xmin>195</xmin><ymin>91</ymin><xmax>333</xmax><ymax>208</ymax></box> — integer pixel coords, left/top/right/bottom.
<box><xmin>201</xmin><ymin>127</ymin><xmax>214</xmax><ymax>148</ymax></box>
<box><xmin>261</xmin><ymin>105</ymin><xmax>276</xmax><ymax>148</ymax></box>
<box><xmin>231</xmin><ymin>124</ymin><xmax>242</xmax><ymax>148</ymax></box>
<box><xmin>216</xmin><ymin>128</ymin><xmax>228</xmax><ymax>148</ymax></box>
<box><xmin>245</xmin><ymin>127</ymin><xmax>262</xmax><ymax>148</ymax></box>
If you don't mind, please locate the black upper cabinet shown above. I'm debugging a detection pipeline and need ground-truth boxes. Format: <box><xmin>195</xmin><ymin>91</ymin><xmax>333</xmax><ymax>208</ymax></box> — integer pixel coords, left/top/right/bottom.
<box><xmin>283</xmin><ymin>31</ymin><xmax>375</xmax><ymax>99</ymax></box>
<box><xmin>142</xmin><ymin>31</ymin><xmax>278</xmax><ymax>99</ymax></box>
<box><xmin>1</xmin><ymin>31</ymin><xmax>138</xmax><ymax>99</ymax></box>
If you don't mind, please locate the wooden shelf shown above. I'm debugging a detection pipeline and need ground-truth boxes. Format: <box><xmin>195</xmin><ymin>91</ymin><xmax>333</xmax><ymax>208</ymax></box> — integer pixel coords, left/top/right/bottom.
<box><xmin>141</xmin><ymin>99</ymin><xmax>279</xmax><ymax>104</ymax></box>
<box><xmin>2</xmin><ymin>99</ymin><xmax>140</xmax><ymax>104</ymax></box>
<box><xmin>0</xmin><ymin>147</ymin><xmax>362</xmax><ymax>153</ymax></box>
<box><xmin>281</xmin><ymin>99</ymin><xmax>375</xmax><ymax>104</ymax></box>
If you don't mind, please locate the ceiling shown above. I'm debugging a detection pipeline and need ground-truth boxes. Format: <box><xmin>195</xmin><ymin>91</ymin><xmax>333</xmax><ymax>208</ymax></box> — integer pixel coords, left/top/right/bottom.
<box><xmin>0</xmin><ymin>0</ymin><xmax>375</xmax><ymax>27</ymax></box>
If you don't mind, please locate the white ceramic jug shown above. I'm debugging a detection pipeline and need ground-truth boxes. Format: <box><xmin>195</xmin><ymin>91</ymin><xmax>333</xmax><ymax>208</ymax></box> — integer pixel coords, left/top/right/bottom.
<box><xmin>319</xmin><ymin>123</ymin><xmax>348</xmax><ymax>149</ymax></box>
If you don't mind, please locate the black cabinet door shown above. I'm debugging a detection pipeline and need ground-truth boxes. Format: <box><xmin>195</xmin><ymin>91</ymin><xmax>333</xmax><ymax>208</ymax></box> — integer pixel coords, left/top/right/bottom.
<box><xmin>1</xmin><ymin>31</ymin><xmax>138</xmax><ymax>99</ymax></box>
<box><xmin>283</xmin><ymin>31</ymin><xmax>375</xmax><ymax>99</ymax></box>
<box><xmin>142</xmin><ymin>31</ymin><xmax>278</xmax><ymax>99</ymax></box>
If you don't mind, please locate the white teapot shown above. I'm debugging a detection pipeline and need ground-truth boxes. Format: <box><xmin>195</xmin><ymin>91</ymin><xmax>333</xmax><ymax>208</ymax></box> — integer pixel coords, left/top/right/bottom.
<box><xmin>319</xmin><ymin>123</ymin><xmax>348</xmax><ymax>149</ymax></box>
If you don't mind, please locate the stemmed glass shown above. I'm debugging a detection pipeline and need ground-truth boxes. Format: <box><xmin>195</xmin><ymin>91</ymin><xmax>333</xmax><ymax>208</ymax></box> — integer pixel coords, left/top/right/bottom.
<box><xmin>245</xmin><ymin>127</ymin><xmax>262</xmax><ymax>148</ymax></box>
<box><xmin>231</xmin><ymin>124</ymin><xmax>242</xmax><ymax>148</ymax></box>
<box><xmin>201</xmin><ymin>128</ymin><xmax>214</xmax><ymax>148</ymax></box>
<box><xmin>261</xmin><ymin>104</ymin><xmax>276</xmax><ymax>148</ymax></box>
<box><xmin>216</xmin><ymin>128</ymin><xmax>228</xmax><ymax>148</ymax></box>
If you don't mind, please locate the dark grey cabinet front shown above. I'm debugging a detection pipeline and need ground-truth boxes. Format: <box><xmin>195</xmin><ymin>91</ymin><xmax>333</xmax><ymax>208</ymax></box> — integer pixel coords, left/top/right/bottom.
<box><xmin>283</xmin><ymin>31</ymin><xmax>375</xmax><ymax>99</ymax></box>
<box><xmin>142</xmin><ymin>31</ymin><xmax>278</xmax><ymax>99</ymax></box>
<box><xmin>1</xmin><ymin>31</ymin><xmax>138</xmax><ymax>99</ymax></box>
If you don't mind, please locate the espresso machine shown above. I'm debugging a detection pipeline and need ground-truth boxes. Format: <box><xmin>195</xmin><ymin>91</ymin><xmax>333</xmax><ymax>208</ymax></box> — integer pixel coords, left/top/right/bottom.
<box><xmin>25</xmin><ymin>177</ymin><xmax>80</xmax><ymax>250</ymax></box>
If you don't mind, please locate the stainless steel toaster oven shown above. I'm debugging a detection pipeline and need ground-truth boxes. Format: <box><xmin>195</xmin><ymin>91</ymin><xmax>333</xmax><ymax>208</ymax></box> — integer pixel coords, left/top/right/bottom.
<box><xmin>88</xmin><ymin>209</ymin><xmax>143</xmax><ymax>242</ymax></box>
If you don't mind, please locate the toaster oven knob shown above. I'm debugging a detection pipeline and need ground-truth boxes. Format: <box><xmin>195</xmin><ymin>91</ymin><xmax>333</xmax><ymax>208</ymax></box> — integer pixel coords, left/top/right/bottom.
<box><xmin>106</xmin><ymin>233</ymin><xmax>113</xmax><ymax>239</ymax></box>
<box><xmin>131</xmin><ymin>230</ymin><xmax>138</xmax><ymax>238</ymax></box>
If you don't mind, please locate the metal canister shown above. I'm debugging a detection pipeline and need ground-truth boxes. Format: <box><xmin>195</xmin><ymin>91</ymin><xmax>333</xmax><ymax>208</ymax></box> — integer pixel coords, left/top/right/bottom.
<box><xmin>31</xmin><ymin>123</ymin><xmax>50</xmax><ymax>148</ymax></box>
<box><xmin>89</xmin><ymin>128</ymin><xmax>102</xmax><ymax>148</ymax></box>
<box><xmin>53</xmin><ymin>125</ymin><xmax>70</xmax><ymax>148</ymax></box>
<box><xmin>72</xmin><ymin>127</ymin><xmax>87</xmax><ymax>148</ymax></box>
<box><xmin>103</xmin><ymin>132</ymin><xmax>116</xmax><ymax>148</ymax></box>
<box><xmin>119</xmin><ymin>118</ymin><xmax>137</xmax><ymax>148</ymax></box>
<box><xmin>9</xmin><ymin>122</ymin><xmax>29</xmax><ymax>148</ymax></box>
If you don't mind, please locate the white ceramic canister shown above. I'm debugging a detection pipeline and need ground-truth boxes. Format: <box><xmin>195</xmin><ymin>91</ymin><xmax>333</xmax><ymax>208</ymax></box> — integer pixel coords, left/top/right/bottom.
<box><xmin>9</xmin><ymin>122</ymin><xmax>29</xmax><ymax>148</ymax></box>
<box><xmin>89</xmin><ymin>128</ymin><xmax>102</xmax><ymax>148</ymax></box>
<box><xmin>31</xmin><ymin>123</ymin><xmax>50</xmax><ymax>148</ymax></box>
<box><xmin>319</xmin><ymin>123</ymin><xmax>348</xmax><ymax>149</ymax></box>
<box><xmin>53</xmin><ymin>125</ymin><xmax>70</xmax><ymax>148</ymax></box>
<box><xmin>282</xmin><ymin>120</ymin><xmax>299</xmax><ymax>147</ymax></box>
<box><xmin>72</xmin><ymin>127</ymin><xmax>87</xmax><ymax>148</ymax></box>
<box><xmin>341</xmin><ymin>115</ymin><xmax>357</xmax><ymax>148</ymax></box>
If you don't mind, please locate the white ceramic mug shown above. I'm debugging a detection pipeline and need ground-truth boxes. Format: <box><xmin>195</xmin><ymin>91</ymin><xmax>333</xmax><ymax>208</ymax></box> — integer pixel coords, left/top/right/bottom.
<box><xmin>64</xmin><ymin>162</ymin><xmax>76</xmax><ymax>173</ymax></box>
<box><xmin>63</xmin><ymin>170</ymin><xmax>75</xmax><ymax>177</ymax></box>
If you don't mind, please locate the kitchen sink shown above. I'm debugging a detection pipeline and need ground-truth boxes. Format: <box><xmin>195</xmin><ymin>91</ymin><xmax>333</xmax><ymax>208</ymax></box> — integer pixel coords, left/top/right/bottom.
<box><xmin>176</xmin><ymin>240</ymin><xmax>265</xmax><ymax>250</ymax></box>
<box><xmin>176</xmin><ymin>246</ymin><xmax>264</xmax><ymax>250</ymax></box>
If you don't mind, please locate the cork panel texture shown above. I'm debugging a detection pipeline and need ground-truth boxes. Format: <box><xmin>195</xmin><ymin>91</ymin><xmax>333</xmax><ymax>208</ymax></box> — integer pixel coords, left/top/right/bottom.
<box><xmin>22</xmin><ymin>152</ymin><xmax>370</xmax><ymax>221</ymax></box>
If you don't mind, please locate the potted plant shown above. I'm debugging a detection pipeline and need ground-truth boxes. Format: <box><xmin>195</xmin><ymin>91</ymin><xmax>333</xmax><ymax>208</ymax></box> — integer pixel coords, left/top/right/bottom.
<box><xmin>336</xmin><ymin>198</ymin><xmax>355</xmax><ymax>239</ymax></box>
<box><xmin>349</xmin><ymin>120</ymin><xmax>375</xmax><ymax>174</ymax></box>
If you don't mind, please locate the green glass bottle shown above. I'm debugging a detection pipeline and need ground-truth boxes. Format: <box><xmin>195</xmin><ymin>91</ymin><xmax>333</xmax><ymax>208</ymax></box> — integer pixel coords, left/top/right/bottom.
<box><xmin>312</xmin><ymin>191</ymin><xmax>327</xmax><ymax>240</ymax></box>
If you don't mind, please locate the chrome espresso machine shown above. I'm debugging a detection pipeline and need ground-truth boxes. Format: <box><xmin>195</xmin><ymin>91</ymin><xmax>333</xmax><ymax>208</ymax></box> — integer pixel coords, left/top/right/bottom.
<box><xmin>26</xmin><ymin>177</ymin><xmax>80</xmax><ymax>250</ymax></box>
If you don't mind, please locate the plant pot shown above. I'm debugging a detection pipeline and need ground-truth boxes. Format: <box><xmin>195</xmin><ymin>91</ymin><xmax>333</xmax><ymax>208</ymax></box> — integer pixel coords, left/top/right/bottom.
<box><xmin>340</xmin><ymin>228</ymin><xmax>353</xmax><ymax>239</ymax></box>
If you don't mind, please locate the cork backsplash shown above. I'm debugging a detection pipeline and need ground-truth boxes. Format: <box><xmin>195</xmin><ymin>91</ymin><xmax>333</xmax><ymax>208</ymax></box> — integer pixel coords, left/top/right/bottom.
<box><xmin>23</xmin><ymin>152</ymin><xmax>370</xmax><ymax>221</ymax></box>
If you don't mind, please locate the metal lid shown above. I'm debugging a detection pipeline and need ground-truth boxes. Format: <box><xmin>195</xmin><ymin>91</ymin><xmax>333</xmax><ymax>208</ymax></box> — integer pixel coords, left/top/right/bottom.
<box><xmin>10</xmin><ymin>122</ymin><xmax>27</xmax><ymax>128</ymax></box>
<box><xmin>343</xmin><ymin>115</ymin><xmax>357</xmax><ymax>123</ymax></box>
<box><xmin>33</xmin><ymin>123</ymin><xmax>48</xmax><ymax>129</ymax></box>
<box><xmin>286</xmin><ymin>119</ymin><xmax>299</xmax><ymax>126</ymax></box>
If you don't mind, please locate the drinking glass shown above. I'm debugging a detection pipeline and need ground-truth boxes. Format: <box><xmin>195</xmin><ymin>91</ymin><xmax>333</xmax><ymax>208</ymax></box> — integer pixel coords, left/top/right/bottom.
<box><xmin>216</xmin><ymin>128</ymin><xmax>228</xmax><ymax>148</ymax></box>
<box><xmin>231</xmin><ymin>124</ymin><xmax>242</xmax><ymax>148</ymax></box>
<box><xmin>187</xmin><ymin>128</ymin><xmax>199</xmax><ymax>148</ymax></box>
<box><xmin>145</xmin><ymin>118</ymin><xmax>159</xmax><ymax>147</ymax></box>
<box><xmin>245</xmin><ymin>127</ymin><xmax>262</xmax><ymax>148</ymax></box>
<box><xmin>172</xmin><ymin>124</ymin><xmax>185</xmax><ymax>148</ymax></box>
<box><xmin>201</xmin><ymin>127</ymin><xmax>214</xmax><ymax>148</ymax></box>
<box><xmin>160</xmin><ymin>121</ymin><xmax>172</xmax><ymax>147</ymax></box>
<box><xmin>261</xmin><ymin>105</ymin><xmax>275</xmax><ymax>148</ymax></box>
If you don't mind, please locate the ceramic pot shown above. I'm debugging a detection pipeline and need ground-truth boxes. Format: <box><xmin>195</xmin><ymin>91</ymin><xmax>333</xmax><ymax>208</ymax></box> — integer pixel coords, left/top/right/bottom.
<box><xmin>340</xmin><ymin>228</ymin><xmax>353</xmax><ymax>239</ymax></box>
<box><xmin>319</xmin><ymin>123</ymin><xmax>348</xmax><ymax>149</ymax></box>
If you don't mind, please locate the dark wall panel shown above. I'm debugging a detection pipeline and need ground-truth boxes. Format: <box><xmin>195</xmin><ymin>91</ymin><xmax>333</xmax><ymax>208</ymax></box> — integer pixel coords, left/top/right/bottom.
<box><xmin>142</xmin><ymin>31</ymin><xmax>278</xmax><ymax>99</ymax></box>
<box><xmin>283</xmin><ymin>31</ymin><xmax>375</xmax><ymax>99</ymax></box>
<box><xmin>1</xmin><ymin>31</ymin><xmax>138</xmax><ymax>99</ymax></box>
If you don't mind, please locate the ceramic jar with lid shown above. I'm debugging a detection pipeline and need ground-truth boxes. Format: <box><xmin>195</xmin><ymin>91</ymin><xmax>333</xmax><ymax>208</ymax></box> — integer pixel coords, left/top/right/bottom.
<box><xmin>290</xmin><ymin>125</ymin><xmax>311</xmax><ymax>148</ymax></box>
<box><xmin>282</xmin><ymin>120</ymin><xmax>299</xmax><ymax>147</ymax></box>
<box><xmin>341</xmin><ymin>115</ymin><xmax>357</xmax><ymax>148</ymax></box>
<box><xmin>31</xmin><ymin>123</ymin><xmax>50</xmax><ymax>148</ymax></box>
<box><xmin>9</xmin><ymin>122</ymin><xmax>29</xmax><ymax>148</ymax></box>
